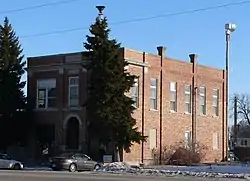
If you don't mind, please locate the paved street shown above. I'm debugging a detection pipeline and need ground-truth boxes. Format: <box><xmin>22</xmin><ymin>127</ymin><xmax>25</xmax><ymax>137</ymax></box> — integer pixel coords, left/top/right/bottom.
<box><xmin>0</xmin><ymin>171</ymin><xmax>244</xmax><ymax>181</ymax></box>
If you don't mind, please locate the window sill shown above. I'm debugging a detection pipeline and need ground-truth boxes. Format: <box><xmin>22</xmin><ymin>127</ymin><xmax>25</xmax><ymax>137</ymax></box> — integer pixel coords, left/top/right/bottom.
<box><xmin>170</xmin><ymin>110</ymin><xmax>177</xmax><ymax>113</ymax></box>
<box><xmin>184</xmin><ymin>112</ymin><xmax>191</xmax><ymax>115</ymax></box>
<box><xmin>34</xmin><ymin>108</ymin><xmax>59</xmax><ymax>111</ymax></box>
<box><xmin>65</xmin><ymin>107</ymin><xmax>83</xmax><ymax>111</ymax></box>
<box><xmin>149</xmin><ymin>109</ymin><xmax>158</xmax><ymax>112</ymax></box>
<box><xmin>212</xmin><ymin>115</ymin><xmax>219</xmax><ymax>118</ymax></box>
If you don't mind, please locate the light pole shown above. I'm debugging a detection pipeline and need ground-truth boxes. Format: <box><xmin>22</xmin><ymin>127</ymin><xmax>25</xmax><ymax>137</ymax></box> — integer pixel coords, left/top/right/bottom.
<box><xmin>225</xmin><ymin>23</ymin><xmax>236</xmax><ymax>160</ymax></box>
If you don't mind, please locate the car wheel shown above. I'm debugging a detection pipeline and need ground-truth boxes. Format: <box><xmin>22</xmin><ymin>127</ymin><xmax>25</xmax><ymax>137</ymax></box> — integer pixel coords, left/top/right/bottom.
<box><xmin>94</xmin><ymin>164</ymin><xmax>101</xmax><ymax>170</ymax></box>
<box><xmin>13</xmin><ymin>163</ymin><xmax>21</xmax><ymax>170</ymax></box>
<box><xmin>69</xmin><ymin>163</ymin><xmax>77</xmax><ymax>172</ymax></box>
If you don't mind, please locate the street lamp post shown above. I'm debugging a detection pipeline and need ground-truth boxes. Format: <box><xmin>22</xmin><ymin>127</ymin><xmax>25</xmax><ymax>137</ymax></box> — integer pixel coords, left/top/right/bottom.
<box><xmin>225</xmin><ymin>23</ymin><xmax>236</xmax><ymax>160</ymax></box>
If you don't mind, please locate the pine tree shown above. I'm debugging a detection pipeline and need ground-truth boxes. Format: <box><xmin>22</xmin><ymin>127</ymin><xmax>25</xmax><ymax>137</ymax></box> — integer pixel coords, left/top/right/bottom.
<box><xmin>0</xmin><ymin>17</ymin><xmax>26</xmax><ymax>115</ymax></box>
<box><xmin>84</xmin><ymin>9</ymin><xmax>146</xmax><ymax>160</ymax></box>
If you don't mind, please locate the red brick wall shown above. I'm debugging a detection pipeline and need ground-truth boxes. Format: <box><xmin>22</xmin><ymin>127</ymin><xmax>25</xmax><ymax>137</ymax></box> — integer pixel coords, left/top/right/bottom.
<box><xmin>123</xmin><ymin>47</ymin><xmax>226</xmax><ymax>164</ymax></box>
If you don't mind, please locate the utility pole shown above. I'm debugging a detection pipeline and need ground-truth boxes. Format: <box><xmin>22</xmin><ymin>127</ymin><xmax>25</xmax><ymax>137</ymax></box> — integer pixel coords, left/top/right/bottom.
<box><xmin>225</xmin><ymin>23</ymin><xmax>236</xmax><ymax>159</ymax></box>
<box><xmin>233</xmin><ymin>95</ymin><xmax>238</xmax><ymax>149</ymax></box>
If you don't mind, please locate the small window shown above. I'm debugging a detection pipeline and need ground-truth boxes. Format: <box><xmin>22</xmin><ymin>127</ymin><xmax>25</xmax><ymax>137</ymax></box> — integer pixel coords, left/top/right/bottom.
<box><xmin>132</xmin><ymin>78</ymin><xmax>139</xmax><ymax>107</ymax></box>
<box><xmin>185</xmin><ymin>131</ymin><xmax>191</xmax><ymax>149</ymax></box>
<box><xmin>212</xmin><ymin>89</ymin><xmax>219</xmax><ymax>116</ymax></box>
<box><xmin>69</xmin><ymin>77</ymin><xmax>79</xmax><ymax>107</ymax></box>
<box><xmin>200</xmin><ymin>87</ymin><xmax>206</xmax><ymax>115</ymax></box>
<box><xmin>185</xmin><ymin>85</ymin><xmax>191</xmax><ymax>113</ymax></box>
<box><xmin>170</xmin><ymin>82</ymin><xmax>177</xmax><ymax>112</ymax></box>
<box><xmin>150</xmin><ymin>78</ymin><xmax>157</xmax><ymax>110</ymax></box>
<box><xmin>241</xmin><ymin>140</ymin><xmax>244</xmax><ymax>145</ymax></box>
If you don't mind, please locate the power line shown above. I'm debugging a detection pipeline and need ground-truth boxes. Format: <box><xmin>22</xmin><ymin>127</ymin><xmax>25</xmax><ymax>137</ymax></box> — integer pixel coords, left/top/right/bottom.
<box><xmin>20</xmin><ymin>0</ymin><xmax>250</xmax><ymax>39</ymax></box>
<box><xmin>0</xmin><ymin>0</ymin><xmax>81</xmax><ymax>15</ymax></box>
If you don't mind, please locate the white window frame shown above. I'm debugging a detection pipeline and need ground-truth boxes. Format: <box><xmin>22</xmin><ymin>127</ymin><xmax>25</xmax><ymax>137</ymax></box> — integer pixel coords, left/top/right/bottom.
<box><xmin>185</xmin><ymin>85</ymin><xmax>191</xmax><ymax>114</ymax></box>
<box><xmin>150</xmin><ymin>78</ymin><xmax>157</xmax><ymax>110</ymax></box>
<box><xmin>68</xmin><ymin>76</ymin><xmax>79</xmax><ymax>107</ymax></box>
<box><xmin>170</xmin><ymin>82</ymin><xmax>177</xmax><ymax>112</ymax></box>
<box><xmin>36</xmin><ymin>79</ymin><xmax>57</xmax><ymax>109</ymax></box>
<box><xmin>200</xmin><ymin>87</ymin><xmax>206</xmax><ymax>115</ymax></box>
<box><xmin>132</xmin><ymin>78</ymin><xmax>139</xmax><ymax>108</ymax></box>
<box><xmin>185</xmin><ymin>131</ymin><xmax>191</xmax><ymax>149</ymax></box>
<box><xmin>212</xmin><ymin>89</ymin><xmax>219</xmax><ymax>116</ymax></box>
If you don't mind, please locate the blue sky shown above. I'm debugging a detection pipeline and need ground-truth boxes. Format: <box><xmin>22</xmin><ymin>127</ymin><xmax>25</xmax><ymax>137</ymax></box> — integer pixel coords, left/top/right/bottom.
<box><xmin>0</xmin><ymin>0</ymin><xmax>249</xmax><ymax>96</ymax></box>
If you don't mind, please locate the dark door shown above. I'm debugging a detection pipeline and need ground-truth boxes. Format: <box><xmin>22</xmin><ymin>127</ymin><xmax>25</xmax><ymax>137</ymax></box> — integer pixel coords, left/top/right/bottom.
<box><xmin>66</xmin><ymin>118</ymin><xmax>79</xmax><ymax>150</ymax></box>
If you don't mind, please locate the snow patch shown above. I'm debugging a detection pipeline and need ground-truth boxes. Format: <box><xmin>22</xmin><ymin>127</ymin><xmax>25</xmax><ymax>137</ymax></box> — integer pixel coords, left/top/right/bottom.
<box><xmin>95</xmin><ymin>162</ymin><xmax>250</xmax><ymax>179</ymax></box>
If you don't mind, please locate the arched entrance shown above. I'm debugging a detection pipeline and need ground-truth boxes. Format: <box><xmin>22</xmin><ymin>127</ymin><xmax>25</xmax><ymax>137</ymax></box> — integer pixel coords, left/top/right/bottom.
<box><xmin>66</xmin><ymin>117</ymin><xmax>79</xmax><ymax>150</ymax></box>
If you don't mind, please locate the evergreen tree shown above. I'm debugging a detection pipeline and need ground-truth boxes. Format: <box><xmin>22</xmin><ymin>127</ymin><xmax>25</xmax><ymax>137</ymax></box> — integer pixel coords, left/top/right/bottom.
<box><xmin>84</xmin><ymin>9</ymin><xmax>146</xmax><ymax>160</ymax></box>
<box><xmin>0</xmin><ymin>17</ymin><xmax>26</xmax><ymax>115</ymax></box>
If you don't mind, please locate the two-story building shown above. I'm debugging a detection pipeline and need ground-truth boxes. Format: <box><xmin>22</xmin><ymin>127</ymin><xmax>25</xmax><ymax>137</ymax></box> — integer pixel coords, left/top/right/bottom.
<box><xmin>27</xmin><ymin>46</ymin><xmax>227</xmax><ymax>164</ymax></box>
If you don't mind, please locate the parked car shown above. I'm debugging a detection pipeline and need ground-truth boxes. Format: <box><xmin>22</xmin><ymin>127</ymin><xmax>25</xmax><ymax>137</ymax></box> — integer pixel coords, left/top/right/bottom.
<box><xmin>49</xmin><ymin>152</ymin><xmax>102</xmax><ymax>172</ymax></box>
<box><xmin>228</xmin><ymin>151</ymin><xmax>239</xmax><ymax>162</ymax></box>
<box><xmin>0</xmin><ymin>153</ymin><xmax>24</xmax><ymax>170</ymax></box>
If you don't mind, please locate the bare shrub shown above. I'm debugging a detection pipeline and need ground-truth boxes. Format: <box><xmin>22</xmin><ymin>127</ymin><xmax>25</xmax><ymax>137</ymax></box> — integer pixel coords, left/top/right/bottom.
<box><xmin>151</xmin><ymin>140</ymin><xmax>207</xmax><ymax>165</ymax></box>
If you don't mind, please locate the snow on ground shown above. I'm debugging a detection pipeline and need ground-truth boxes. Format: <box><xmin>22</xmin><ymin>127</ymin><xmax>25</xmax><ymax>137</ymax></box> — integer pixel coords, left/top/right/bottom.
<box><xmin>156</xmin><ymin>164</ymin><xmax>250</xmax><ymax>174</ymax></box>
<box><xmin>95</xmin><ymin>162</ymin><xmax>250</xmax><ymax>179</ymax></box>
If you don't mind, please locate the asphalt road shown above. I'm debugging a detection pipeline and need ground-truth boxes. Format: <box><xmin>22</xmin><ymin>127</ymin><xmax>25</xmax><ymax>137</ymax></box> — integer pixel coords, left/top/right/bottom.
<box><xmin>0</xmin><ymin>170</ymin><xmax>243</xmax><ymax>181</ymax></box>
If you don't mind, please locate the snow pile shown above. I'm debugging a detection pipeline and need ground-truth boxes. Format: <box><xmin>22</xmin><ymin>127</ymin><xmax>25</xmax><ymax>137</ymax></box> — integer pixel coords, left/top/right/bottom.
<box><xmin>95</xmin><ymin>162</ymin><xmax>139</xmax><ymax>173</ymax></box>
<box><xmin>95</xmin><ymin>162</ymin><xmax>250</xmax><ymax>179</ymax></box>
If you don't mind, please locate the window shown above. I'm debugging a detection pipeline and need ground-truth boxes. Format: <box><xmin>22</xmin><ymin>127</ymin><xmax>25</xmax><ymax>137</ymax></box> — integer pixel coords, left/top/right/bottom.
<box><xmin>185</xmin><ymin>85</ymin><xmax>191</xmax><ymax>113</ymax></box>
<box><xmin>149</xmin><ymin>129</ymin><xmax>157</xmax><ymax>149</ymax></box>
<box><xmin>170</xmin><ymin>82</ymin><xmax>177</xmax><ymax>112</ymax></box>
<box><xmin>241</xmin><ymin>140</ymin><xmax>244</xmax><ymax>146</ymax></box>
<box><xmin>200</xmin><ymin>87</ymin><xmax>206</xmax><ymax>115</ymax></box>
<box><xmin>212</xmin><ymin>133</ymin><xmax>218</xmax><ymax>150</ymax></box>
<box><xmin>69</xmin><ymin>77</ymin><xmax>79</xmax><ymax>107</ymax></box>
<box><xmin>37</xmin><ymin>79</ymin><xmax>57</xmax><ymax>109</ymax></box>
<box><xmin>212</xmin><ymin>89</ymin><xmax>219</xmax><ymax>116</ymax></box>
<box><xmin>131</xmin><ymin>78</ymin><xmax>139</xmax><ymax>107</ymax></box>
<box><xmin>185</xmin><ymin>131</ymin><xmax>191</xmax><ymax>149</ymax></box>
<box><xmin>150</xmin><ymin>78</ymin><xmax>157</xmax><ymax>110</ymax></box>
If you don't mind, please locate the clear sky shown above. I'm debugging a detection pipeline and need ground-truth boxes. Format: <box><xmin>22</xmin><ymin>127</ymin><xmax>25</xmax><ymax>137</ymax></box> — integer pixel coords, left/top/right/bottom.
<box><xmin>0</xmin><ymin>0</ymin><xmax>249</xmax><ymax>97</ymax></box>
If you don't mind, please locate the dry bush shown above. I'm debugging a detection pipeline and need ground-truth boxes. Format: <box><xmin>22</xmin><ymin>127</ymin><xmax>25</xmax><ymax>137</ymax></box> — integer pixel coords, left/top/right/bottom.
<box><xmin>151</xmin><ymin>140</ymin><xmax>207</xmax><ymax>165</ymax></box>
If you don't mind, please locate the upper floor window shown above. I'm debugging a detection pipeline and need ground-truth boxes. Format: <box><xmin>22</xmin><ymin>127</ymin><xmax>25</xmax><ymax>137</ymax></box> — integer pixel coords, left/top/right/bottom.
<box><xmin>68</xmin><ymin>76</ymin><xmax>79</xmax><ymax>107</ymax></box>
<box><xmin>150</xmin><ymin>78</ymin><xmax>157</xmax><ymax>110</ymax></box>
<box><xmin>131</xmin><ymin>78</ymin><xmax>139</xmax><ymax>107</ymax></box>
<box><xmin>185</xmin><ymin>85</ymin><xmax>191</xmax><ymax>114</ymax></box>
<box><xmin>200</xmin><ymin>87</ymin><xmax>206</xmax><ymax>115</ymax></box>
<box><xmin>170</xmin><ymin>82</ymin><xmax>177</xmax><ymax>112</ymax></box>
<box><xmin>37</xmin><ymin>79</ymin><xmax>57</xmax><ymax>109</ymax></box>
<box><xmin>212</xmin><ymin>89</ymin><xmax>219</xmax><ymax>116</ymax></box>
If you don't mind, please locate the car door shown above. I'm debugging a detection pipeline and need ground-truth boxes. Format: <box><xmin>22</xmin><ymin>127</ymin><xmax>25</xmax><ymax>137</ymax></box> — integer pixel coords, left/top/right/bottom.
<box><xmin>83</xmin><ymin>155</ymin><xmax>95</xmax><ymax>170</ymax></box>
<box><xmin>74</xmin><ymin>154</ymin><xmax>84</xmax><ymax>170</ymax></box>
<box><xmin>0</xmin><ymin>154</ymin><xmax>4</xmax><ymax>168</ymax></box>
<box><xmin>1</xmin><ymin>155</ymin><xmax>10</xmax><ymax>169</ymax></box>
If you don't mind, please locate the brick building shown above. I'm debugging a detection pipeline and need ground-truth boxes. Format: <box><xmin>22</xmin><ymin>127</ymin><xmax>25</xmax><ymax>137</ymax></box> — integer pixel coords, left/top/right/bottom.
<box><xmin>27</xmin><ymin>46</ymin><xmax>227</xmax><ymax>164</ymax></box>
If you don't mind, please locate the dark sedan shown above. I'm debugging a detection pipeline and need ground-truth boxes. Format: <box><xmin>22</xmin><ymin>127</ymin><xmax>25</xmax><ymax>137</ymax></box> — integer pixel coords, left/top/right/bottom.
<box><xmin>49</xmin><ymin>153</ymin><xmax>102</xmax><ymax>172</ymax></box>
